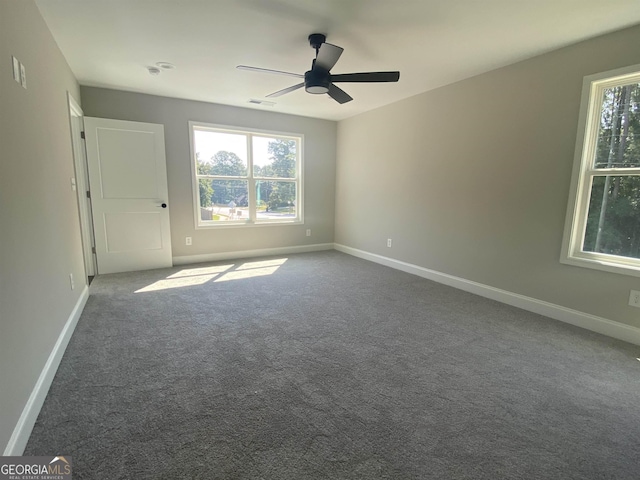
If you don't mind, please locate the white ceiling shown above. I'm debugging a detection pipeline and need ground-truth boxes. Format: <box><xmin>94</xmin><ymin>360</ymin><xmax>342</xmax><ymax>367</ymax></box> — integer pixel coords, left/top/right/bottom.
<box><xmin>35</xmin><ymin>0</ymin><xmax>640</xmax><ymax>121</ymax></box>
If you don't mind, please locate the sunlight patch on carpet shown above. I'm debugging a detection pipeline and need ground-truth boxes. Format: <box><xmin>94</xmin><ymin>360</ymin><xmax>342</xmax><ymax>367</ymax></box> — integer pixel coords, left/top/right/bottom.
<box><xmin>134</xmin><ymin>258</ymin><xmax>287</xmax><ymax>291</ymax></box>
<box><xmin>215</xmin><ymin>258</ymin><xmax>287</xmax><ymax>282</ymax></box>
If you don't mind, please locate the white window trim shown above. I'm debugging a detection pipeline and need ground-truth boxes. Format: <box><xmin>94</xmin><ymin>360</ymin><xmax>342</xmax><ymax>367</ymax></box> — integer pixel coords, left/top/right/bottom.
<box><xmin>188</xmin><ymin>121</ymin><xmax>304</xmax><ymax>229</ymax></box>
<box><xmin>561</xmin><ymin>63</ymin><xmax>640</xmax><ymax>277</ymax></box>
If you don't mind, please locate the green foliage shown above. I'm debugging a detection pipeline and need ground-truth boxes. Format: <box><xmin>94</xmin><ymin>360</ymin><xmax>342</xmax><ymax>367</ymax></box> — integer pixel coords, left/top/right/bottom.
<box><xmin>258</xmin><ymin>139</ymin><xmax>297</xmax><ymax>209</ymax></box>
<box><xmin>268</xmin><ymin>139</ymin><xmax>296</xmax><ymax>178</ymax></box>
<box><xmin>268</xmin><ymin>185</ymin><xmax>284</xmax><ymax>211</ymax></box>
<box><xmin>209</xmin><ymin>151</ymin><xmax>248</xmax><ymax>206</ymax></box>
<box><xmin>210</xmin><ymin>151</ymin><xmax>247</xmax><ymax>176</ymax></box>
<box><xmin>197</xmin><ymin>141</ymin><xmax>297</xmax><ymax>213</ymax></box>
<box><xmin>199</xmin><ymin>179</ymin><xmax>213</xmax><ymax>207</ymax></box>
<box><xmin>196</xmin><ymin>153</ymin><xmax>214</xmax><ymax>207</ymax></box>
<box><xmin>197</xmin><ymin>151</ymin><xmax>248</xmax><ymax>206</ymax></box>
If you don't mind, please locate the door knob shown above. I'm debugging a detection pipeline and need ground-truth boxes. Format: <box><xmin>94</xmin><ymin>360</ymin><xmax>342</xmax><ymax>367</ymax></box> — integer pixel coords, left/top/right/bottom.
<box><xmin>158</xmin><ymin>203</ymin><xmax>167</xmax><ymax>208</ymax></box>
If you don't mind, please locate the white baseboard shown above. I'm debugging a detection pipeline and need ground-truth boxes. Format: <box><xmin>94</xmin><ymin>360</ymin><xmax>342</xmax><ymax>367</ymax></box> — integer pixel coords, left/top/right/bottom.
<box><xmin>3</xmin><ymin>286</ymin><xmax>89</xmax><ymax>456</ymax></box>
<box><xmin>334</xmin><ymin>244</ymin><xmax>640</xmax><ymax>346</ymax></box>
<box><xmin>173</xmin><ymin>243</ymin><xmax>334</xmax><ymax>266</ymax></box>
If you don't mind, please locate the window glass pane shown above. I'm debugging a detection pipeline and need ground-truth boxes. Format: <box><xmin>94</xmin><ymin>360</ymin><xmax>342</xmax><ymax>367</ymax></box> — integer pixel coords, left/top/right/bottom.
<box><xmin>199</xmin><ymin>179</ymin><xmax>248</xmax><ymax>222</ymax></box>
<box><xmin>194</xmin><ymin>130</ymin><xmax>247</xmax><ymax>176</ymax></box>
<box><xmin>583</xmin><ymin>176</ymin><xmax>640</xmax><ymax>259</ymax></box>
<box><xmin>252</xmin><ymin>136</ymin><xmax>296</xmax><ymax>178</ymax></box>
<box><xmin>594</xmin><ymin>83</ymin><xmax>640</xmax><ymax>169</ymax></box>
<box><xmin>256</xmin><ymin>181</ymin><xmax>297</xmax><ymax>221</ymax></box>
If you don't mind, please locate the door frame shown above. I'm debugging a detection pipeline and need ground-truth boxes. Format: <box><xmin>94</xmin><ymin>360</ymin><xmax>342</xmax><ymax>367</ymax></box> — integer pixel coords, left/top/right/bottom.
<box><xmin>67</xmin><ymin>93</ymin><xmax>97</xmax><ymax>277</ymax></box>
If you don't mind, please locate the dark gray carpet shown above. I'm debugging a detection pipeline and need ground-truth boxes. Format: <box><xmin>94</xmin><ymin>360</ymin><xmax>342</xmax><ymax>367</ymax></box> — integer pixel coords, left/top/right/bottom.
<box><xmin>26</xmin><ymin>251</ymin><xmax>640</xmax><ymax>479</ymax></box>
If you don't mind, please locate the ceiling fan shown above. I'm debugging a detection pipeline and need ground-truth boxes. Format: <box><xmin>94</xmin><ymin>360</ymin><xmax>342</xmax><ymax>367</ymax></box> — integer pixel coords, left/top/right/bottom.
<box><xmin>237</xmin><ymin>33</ymin><xmax>400</xmax><ymax>104</ymax></box>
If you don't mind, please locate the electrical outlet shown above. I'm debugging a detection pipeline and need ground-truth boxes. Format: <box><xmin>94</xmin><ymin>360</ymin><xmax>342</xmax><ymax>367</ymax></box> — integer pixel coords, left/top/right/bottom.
<box><xmin>185</xmin><ymin>236</ymin><xmax>192</xmax><ymax>246</ymax></box>
<box><xmin>387</xmin><ymin>238</ymin><xmax>392</xmax><ymax>248</ymax></box>
<box><xmin>69</xmin><ymin>273</ymin><xmax>75</xmax><ymax>291</ymax></box>
<box><xmin>629</xmin><ymin>290</ymin><xmax>640</xmax><ymax>308</ymax></box>
<box><xmin>306</xmin><ymin>229</ymin><xmax>311</xmax><ymax>237</ymax></box>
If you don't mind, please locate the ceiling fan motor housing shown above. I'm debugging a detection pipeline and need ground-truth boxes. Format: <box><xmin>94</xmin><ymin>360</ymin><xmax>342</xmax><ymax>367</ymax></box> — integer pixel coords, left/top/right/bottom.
<box><xmin>305</xmin><ymin>69</ymin><xmax>330</xmax><ymax>94</ymax></box>
<box><xmin>308</xmin><ymin>33</ymin><xmax>327</xmax><ymax>50</ymax></box>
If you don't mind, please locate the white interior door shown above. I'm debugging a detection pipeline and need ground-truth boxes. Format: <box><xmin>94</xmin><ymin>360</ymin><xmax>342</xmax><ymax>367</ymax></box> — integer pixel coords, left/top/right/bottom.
<box><xmin>84</xmin><ymin>117</ymin><xmax>172</xmax><ymax>274</ymax></box>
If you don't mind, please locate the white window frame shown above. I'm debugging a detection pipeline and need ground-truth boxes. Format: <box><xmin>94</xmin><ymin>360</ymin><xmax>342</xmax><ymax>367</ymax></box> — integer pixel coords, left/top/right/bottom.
<box><xmin>561</xmin><ymin>64</ymin><xmax>640</xmax><ymax>277</ymax></box>
<box><xmin>189</xmin><ymin>121</ymin><xmax>304</xmax><ymax>229</ymax></box>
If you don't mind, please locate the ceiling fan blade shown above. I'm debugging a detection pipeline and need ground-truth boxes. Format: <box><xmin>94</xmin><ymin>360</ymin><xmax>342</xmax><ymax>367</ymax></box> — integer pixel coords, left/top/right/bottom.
<box><xmin>327</xmin><ymin>84</ymin><xmax>353</xmax><ymax>104</ymax></box>
<box><xmin>314</xmin><ymin>43</ymin><xmax>344</xmax><ymax>72</ymax></box>
<box><xmin>266</xmin><ymin>82</ymin><xmax>305</xmax><ymax>98</ymax></box>
<box><xmin>237</xmin><ymin>65</ymin><xmax>304</xmax><ymax>78</ymax></box>
<box><xmin>331</xmin><ymin>72</ymin><xmax>400</xmax><ymax>83</ymax></box>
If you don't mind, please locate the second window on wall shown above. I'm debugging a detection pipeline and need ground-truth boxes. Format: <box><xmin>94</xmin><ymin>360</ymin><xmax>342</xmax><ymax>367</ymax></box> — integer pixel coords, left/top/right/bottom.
<box><xmin>189</xmin><ymin>122</ymin><xmax>303</xmax><ymax>228</ymax></box>
<box><xmin>562</xmin><ymin>65</ymin><xmax>640</xmax><ymax>276</ymax></box>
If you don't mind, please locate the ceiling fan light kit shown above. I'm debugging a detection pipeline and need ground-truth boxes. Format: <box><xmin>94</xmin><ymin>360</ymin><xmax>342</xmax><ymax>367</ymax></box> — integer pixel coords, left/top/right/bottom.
<box><xmin>237</xmin><ymin>33</ymin><xmax>400</xmax><ymax>104</ymax></box>
<box><xmin>305</xmin><ymin>70</ymin><xmax>330</xmax><ymax>94</ymax></box>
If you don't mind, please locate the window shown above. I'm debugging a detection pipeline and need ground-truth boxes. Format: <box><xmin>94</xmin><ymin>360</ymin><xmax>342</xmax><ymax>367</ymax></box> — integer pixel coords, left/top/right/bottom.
<box><xmin>189</xmin><ymin>122</ymin><xmax>303</xmax><ymax>227</ymax></box>
<box><xmin>562</xmin><ymin>65</ymin><xmax>640</xmax><ymax>276</ymax></box>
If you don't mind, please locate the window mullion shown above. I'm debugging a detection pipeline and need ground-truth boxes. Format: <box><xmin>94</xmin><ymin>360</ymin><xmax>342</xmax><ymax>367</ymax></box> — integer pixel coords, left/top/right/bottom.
<box><xmin>588</xmin><ymin>168</ymin><xmax>640</xmax><ymax>175</ymax></box>
<box><xmin>197</xmin><ymin>175</ymin><xmax>247</xmax><ymax>181</ymax></box>
<box><xmin>247</xmin><ymin>134</ymin><xmax>256</xmax><ymax>222</ymax></box>
<box><xmin>575</xmin><ymin>171</ymin><xmax>595</xmax><ymax>255</ymax></box>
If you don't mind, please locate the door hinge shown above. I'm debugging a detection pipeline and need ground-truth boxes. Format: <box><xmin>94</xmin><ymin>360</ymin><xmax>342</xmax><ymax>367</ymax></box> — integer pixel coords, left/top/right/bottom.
<box><xmin>80</xmin><ymin>131</ymin><xmax>86</xmax><ymax>139</ymax></box>
<box><xmin>91</xmin><ymin>246</ymin><xmax>96</xmax><ymax>254</ymax></box>
<box><xmin>86</xmin><ymin>191</ymin><xmax>91</xmax><ymax>199</ymax></box>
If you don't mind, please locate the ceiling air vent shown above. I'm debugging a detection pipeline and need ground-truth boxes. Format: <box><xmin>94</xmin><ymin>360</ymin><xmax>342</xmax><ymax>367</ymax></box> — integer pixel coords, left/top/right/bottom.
<box><xmin>248</xmin><ymin>99</ymin><xmax>276</xmax><ymax>106</ymax></box>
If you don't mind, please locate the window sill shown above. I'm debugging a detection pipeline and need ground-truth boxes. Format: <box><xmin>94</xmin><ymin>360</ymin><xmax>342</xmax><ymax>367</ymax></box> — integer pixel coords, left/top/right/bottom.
<box><xmin>196</xmin><ymin>220</ymin><xmax>303</xmax><ymax>230</ymax></box>
<box><xmin>560</xmin><ymin>253</ymin><xmax>640</xmax><ymax>278</ymax></box>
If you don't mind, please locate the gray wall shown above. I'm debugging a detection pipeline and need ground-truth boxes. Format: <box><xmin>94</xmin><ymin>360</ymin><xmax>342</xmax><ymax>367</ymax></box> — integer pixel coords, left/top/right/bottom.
<box><xmin>336</xmin><ymin>24</ymin><xmax>640</xmax><ymax>329</ymax></box>
<box><xmin>0</xmin><ymin>0</ymin><xmax>84</xmax><ymax>452</ymax></box>
<box><xmin>80</xmin><ymin>88</ymin><xmax>337</xmax><ymax>258</ymax></box>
